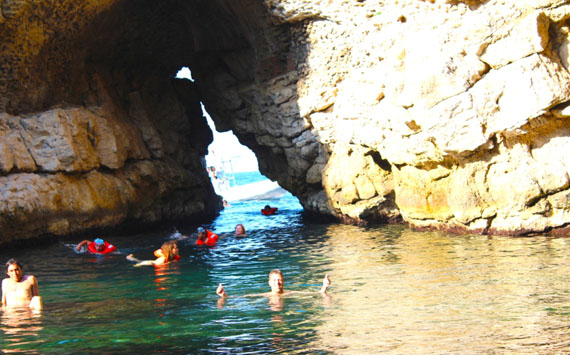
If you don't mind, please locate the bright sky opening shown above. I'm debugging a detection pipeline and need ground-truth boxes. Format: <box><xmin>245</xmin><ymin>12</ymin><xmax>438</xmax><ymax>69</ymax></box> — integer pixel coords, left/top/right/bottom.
<box><xmin>176</xmin><ymin>67</ymin><xmax>259</xmax><ymax>173</ymax></box>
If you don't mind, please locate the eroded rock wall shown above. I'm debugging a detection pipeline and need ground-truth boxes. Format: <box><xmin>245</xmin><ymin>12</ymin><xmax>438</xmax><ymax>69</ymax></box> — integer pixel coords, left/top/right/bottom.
<box><xmin>3</xmin><ymin>0</ymin><xmax>570</xmax><ymax>242</ymax></box>
<box><xmin>195</xmin><ymin>0</ymin><xmax>570</xmax><ymax>235</ymax></box>
<box><xmin>298</xmin><ymin>0</ymin><xmax>570</xmax><ymax>234</ymax></box>
<box><xmin>0</xmin><ymin>0</ymin><xmax>221</xmax><ymax>243</ymax></box>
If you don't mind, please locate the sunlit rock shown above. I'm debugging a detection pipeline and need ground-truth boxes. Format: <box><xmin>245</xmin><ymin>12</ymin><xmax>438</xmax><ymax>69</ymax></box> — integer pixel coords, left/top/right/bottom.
<box><xmin>3</xmin><ymin>0</ymin><xmax>570</xmax><ymax>242</ymax></box>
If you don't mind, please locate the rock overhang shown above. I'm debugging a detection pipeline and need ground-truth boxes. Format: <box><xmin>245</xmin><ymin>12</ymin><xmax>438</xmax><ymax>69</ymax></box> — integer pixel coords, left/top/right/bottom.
<box><xmin>3</xmin><ymin>0</ymin><xmax>570</xmax><ymax>243</ymax></box>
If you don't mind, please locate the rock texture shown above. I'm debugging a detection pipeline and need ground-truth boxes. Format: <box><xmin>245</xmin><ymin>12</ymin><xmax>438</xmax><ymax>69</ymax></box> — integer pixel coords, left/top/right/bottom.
<box><xmin>0</xmin><ymin>0</ymin><xmax>221</xmax><ymax>243</ymax></box>
<box><xmin>3</xmin><ymin>0</ymin><xmax>570</xmax><ymax>242</ymax></box>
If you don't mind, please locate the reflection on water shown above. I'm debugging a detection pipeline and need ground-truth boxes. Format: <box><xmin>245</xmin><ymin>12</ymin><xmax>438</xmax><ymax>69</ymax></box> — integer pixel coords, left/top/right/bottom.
<box><xmin>311</xmin><ymin>225</ymin><xmax>570</xmax><ymax>354</ymax></box>
<box><xmin>0</xmin><ymin>193</ymin><xmax>569</xmax><ymax>353</ymax></box>
<box><xmin>1</xmin><ymin>307</ymin><xmax>43</xmax><ymax>353</ymax></box>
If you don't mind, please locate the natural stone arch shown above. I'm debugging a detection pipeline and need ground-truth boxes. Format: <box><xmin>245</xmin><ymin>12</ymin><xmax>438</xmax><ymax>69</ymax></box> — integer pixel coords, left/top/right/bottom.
<box><xmin>3</xmin><ymin>0</ymin><xmax>570</xmax><ymax>245</ymax></box>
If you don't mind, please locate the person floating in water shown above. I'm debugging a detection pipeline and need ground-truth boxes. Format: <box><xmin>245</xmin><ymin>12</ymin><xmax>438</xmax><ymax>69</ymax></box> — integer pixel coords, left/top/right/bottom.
<box><xmin>216</xmin><ymin>269</ymin><xmax>331</xmax><ymax>303</ymax></box>
<box><xmin>76</xmin><ymin>238</ymin><xmax>117</xmax><ymax>254</ymax></box>
<box><xmin>234</xmin><ymin>224</ymin><xmax>246</xmax><ymax>236</ymax></box>
<box><xmin>1</xmin><ymin>259</ymin><xmax>42</xmax><ymax>310</ymax></box>
<box><xmin>126</xmin><ymin>241</ymin><xmax>180</xmax><ymax>267</ymax></box>
<box><xmin>221</xmin><ymin>224</ymin><xmax>247</xmax><ymax>238</ymax></box>
<box><xmin>261</xmin><ymin>205</ymin><xmax>278</xmax><ymax>215</ymax></box>
<box><xmin>169</xmin><ymin>227</ymin><xmax>220</xmax><ymax>245</ymax></box>
<box><xmin>196</xmin><ymin>227</ymin><xmax>219</xmax><ymax>246</ymax></box>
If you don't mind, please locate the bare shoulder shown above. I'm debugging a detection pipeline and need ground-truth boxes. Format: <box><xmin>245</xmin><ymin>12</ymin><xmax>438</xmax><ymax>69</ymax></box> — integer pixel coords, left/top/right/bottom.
<box><xmin>23</xmin><ymin>275</ymin><xmax>37</xmax><ymax>284</ymax></box>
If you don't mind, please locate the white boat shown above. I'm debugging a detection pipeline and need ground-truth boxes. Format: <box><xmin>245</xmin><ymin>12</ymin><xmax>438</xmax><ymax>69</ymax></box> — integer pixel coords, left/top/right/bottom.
<box><xmin>219</xmin><ymin>179</ymin><xmax>286</xmax><ymax>202</ymax></box>
<box><xmin>207</xmin><ymin>159</ymin><xmax>287</xmax><ymax>202</ymax></box>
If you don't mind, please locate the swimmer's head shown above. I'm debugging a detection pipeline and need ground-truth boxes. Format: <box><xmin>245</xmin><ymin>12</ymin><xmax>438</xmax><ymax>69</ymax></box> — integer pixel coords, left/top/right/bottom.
<box><xmin>196</xmin><ymin>227</ymin><xmax>207</xmax><ymax>241</ymax></box>
<box><xmin>5</xmin><ymin>259</ymin><xmax>23</xmax><ymax>281</ymax></box>
<box><xmin>235</xmin><ymin>224</ymin><xmax>246</xmax><ymax>235</ymax></box>
<box><xmin>161</xmin><ymin>241</ymin><xmax>179</xmax><ymax>261</ymax></box>
<box><xmin>5</xmin><ymin>258</ymin><xmax>22</xmax><ymax>273</ymax></box>
<box><xmin>268</xmin><ymin>269</ymin><xmax>284</xmax><ymax>293</ymax></box>
<box><xmin>268</xmin><ymin>269</ymin><xmax>283</xmax><ymax>281</ymax></box>
<box><xmin>93</xmin><ymin>238</ymin><xmax>105</xmax><ymax>252</ymax></box>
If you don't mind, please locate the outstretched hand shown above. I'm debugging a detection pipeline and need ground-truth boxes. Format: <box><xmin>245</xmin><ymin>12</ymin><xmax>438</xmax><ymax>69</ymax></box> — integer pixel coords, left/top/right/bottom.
<box><xmin>216</xmin><ymin>283</ymin><xmax>227</xmax><ymax>298</ymax></box>
<box><xmin>320</xmin><ymin>274</ymin><xmax>331</xmax><ymax>294</ymax></box>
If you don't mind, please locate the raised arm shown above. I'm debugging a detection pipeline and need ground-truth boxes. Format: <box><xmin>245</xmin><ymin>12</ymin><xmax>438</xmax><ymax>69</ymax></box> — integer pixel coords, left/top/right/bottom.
<box><xmin>319</xmin><ymin>274</ymin><xmax>331</xmax><ymax>295</ymax></box>
<box><xmin>216</xmin><ymin>283</ymin><xmax>228</xmax><ymax>298</ymax></box>
<box><xmin>76</xmin><ymin>240</ymin><xmax>91</xmax><ymax>251</ymax></box>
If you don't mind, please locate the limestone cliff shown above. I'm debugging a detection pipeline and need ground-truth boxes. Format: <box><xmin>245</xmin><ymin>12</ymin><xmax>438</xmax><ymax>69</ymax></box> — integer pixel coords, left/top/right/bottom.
<box><xmin>2</xmin><ymin>0</ymin><xmax>570</xmax><ymax>243</ymax></box>
<box><xmin>0</xmin><ymin>0</ymin><xmax>222</xmax><ymax>243</ymax></box>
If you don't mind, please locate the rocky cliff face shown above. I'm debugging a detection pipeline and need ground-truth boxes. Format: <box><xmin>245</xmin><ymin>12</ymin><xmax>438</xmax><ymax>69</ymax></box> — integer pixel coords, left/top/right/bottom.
<box><xmin>0</xmin><ymin>0</ymin><xmax>222</xmax><ymax>243</ymax></box>
<box><xmin>2</xmin><ymin>0</ymin><xmax>570</xmax><ymax>243</ymax></box>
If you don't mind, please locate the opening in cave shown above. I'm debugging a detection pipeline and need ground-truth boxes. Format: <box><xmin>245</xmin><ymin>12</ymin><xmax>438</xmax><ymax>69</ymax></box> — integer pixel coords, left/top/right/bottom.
<box><xmin>175</xmin><ymin>67</ymin><xmax>290</xmax><ymax>202</ymax></box>
<box><xmin>175</xmin><ymin>66</ymin><xmax>259</xmax><ymax>175</ymax></box>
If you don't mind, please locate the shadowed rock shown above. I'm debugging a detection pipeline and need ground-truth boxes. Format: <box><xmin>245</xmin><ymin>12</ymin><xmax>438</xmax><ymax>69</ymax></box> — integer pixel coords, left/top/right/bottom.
<box><xmin>2</xmin><ymin>0</ymin><xmax>570</xmax><ymax>244</ymax></box>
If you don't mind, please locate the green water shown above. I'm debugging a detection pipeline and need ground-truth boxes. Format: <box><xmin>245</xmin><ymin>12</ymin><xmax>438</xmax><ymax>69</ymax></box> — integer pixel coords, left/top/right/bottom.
<box><xmin>1</xmin><ymin>193</ymin><xmax>570</xmax><ymax>353</ymax></box>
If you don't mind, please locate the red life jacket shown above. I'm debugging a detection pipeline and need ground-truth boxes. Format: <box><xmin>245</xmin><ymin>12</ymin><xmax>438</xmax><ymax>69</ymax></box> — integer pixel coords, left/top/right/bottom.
<box><xmin>196</xmin><ymin>230</ymin><xmax>219</xmax><ymax>246</ymax></box>
<box><xmin>261</xmin><ymin>207</ymin><xmax>278</xmax><ymax>215</ymax></box>
<box><xmin>87</xmin><ymin>241</ymin><xmax>116</xmax><ymax>254</ymax></box>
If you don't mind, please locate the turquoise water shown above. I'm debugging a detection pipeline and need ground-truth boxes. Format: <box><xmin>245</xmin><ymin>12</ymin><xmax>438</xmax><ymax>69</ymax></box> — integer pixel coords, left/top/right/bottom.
<box><xmin>1</xmin><ymin>172</ymin><xmax>570</xmax><ymax>353</ymax></box>
<box><xmin>232</xmin><ymin>171</ymin><xmax>269</xmax><ymax>186</ymax></box>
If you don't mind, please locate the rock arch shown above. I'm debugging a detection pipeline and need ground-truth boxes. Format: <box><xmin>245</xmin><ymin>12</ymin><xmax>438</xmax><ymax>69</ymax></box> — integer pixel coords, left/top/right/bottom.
<box><xmin>2</xmin><ymin>0</ymin><xmax>570</xmax><ymax>244</ymax></box>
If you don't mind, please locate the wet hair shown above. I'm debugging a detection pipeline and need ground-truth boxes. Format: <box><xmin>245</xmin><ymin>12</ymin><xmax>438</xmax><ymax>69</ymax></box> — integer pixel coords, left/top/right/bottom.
<box><xmin>5</xmin><ymin>258</ymin><xmax>22</xmax><ymax>273</ymax></box>
<box><xmin>268</xmin><ymin>269</ymin><xmax>283</xmax><ymax>281</ymax></box>
<box><xmin>235</xmin><ymin>224</ymin><xmax>246</xmax><ymax>234</ymax></box>
<box><xmin>160</xmin><ymin>241</ymin><xmax>178</xmax><ymax>261</ymax></box>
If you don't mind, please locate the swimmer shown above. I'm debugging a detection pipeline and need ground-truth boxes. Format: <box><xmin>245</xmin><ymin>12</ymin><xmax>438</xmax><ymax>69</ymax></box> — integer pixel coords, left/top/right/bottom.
<box><xmin>1</xmin><ymin>259</ymin><xmax>42</xmax><ymax>310</ymax></box>
<box><xmin>216</xmin><ymin>269</ymin><xmax>331</xmax><ymax>299</ymax></box>
<box><xmin>76</xmin><ymin>238</ymin><xmax>116</xmax><ymax>254</ymax></box>
<box><xmin>261</xmin><ymin>205</ymin><xmax>278</xmax><ymax>215</ymax></box>
<box><xmin>196</xmin><ymin>227</ymin><xmax>219</xmax><ymax>246</ymax></box>
<box><xmin>234</xmin><ymin>224</ymin><xmax>246</xmax><ymax>236</ymax></box>
<box><xmin>170</xmin><ymin>227</ymin><xmax>219</xmax><ymax>245</ymax></box>
<box><xmin>126</xmin><ymin>241</ymin><xmax>179</xmax><ymax>267</ymax></box>
<box><xmin>221</xmin><ymin>224</ymin><xmax>247</xmax><ymax>237</ymax></box>
<box><xmin>168</xmin><ymin>229</ymin><xmax>188</xmax><ymax>240</ymax></box>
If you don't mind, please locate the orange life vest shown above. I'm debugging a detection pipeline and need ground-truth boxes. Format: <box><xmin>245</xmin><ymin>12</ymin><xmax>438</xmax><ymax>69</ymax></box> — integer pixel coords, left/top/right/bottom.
<box><xmin>261</xmin><ymin>207</ymin><xmax>278</xmax><ymax>215</ymax></box>
<box><xmin>87</xmin><ymin>241</ymin><xmax>116</xmax><ymax>254</ymax></box>
<box><xmin>196</xmin><ymin>230</ymin><xmax>219</xmax><ymax>246</ymax></box>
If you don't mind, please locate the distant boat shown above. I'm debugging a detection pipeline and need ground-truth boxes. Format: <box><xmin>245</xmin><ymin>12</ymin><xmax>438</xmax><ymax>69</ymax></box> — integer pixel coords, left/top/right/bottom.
<box><xmin>207</xmin><ymin>159</ymin><xmax>286</xmax><ymax>202</ymax></box>
<box><xmin>220</xmin><ymin>179</ymin><xmax>287</xmax><ymax>202</ymax></box>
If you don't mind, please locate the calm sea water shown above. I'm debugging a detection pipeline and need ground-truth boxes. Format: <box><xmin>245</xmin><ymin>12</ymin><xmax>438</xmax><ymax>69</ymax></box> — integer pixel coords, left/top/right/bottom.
<box><xmin>1</xmin><ymin>171</ymin><xmax>569</xmax><ymax>354</ymax></box>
